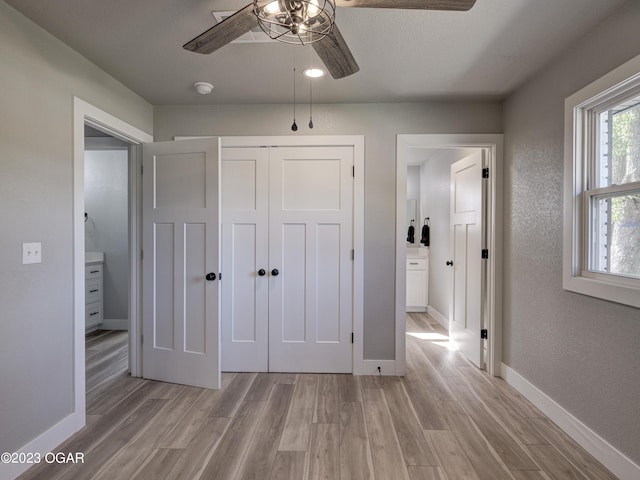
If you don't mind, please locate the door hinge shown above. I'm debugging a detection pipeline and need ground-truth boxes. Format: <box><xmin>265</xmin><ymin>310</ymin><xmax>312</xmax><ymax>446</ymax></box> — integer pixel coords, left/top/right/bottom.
<box><xmin>481</xmin><ymin>329</ymin><xmax>488</xmax><ymax>339</ymax></box>
<box><xmin>351</xmin><ymin>332</ymin><xmax>354</xmax><ymax>344</ymax></box>
<box><xmin>351</xmin><ymin>249</ymin><xmax>355</xmax><ymax>260</ymax></box>
<box><xmin>141</xmin><ymin>249</ymin><xmax>144</xmax><ymax>260</ymax></box>
<box><xmin>482</xmin><ymin>167</ymin><xmax>489</xmax><ymax>179</ymax></box>
<box><xmin>481</xmin><ymin>249</ymin><xmax>489</xmax><ymax>259</ymax></box>
<box><xmin>352</xmin><ymin>166</ymin><xmax>355</xmax><ymax>177</ymax></box>
<box><xmin>219</xmin><ymin>272</ymin><xmax>222</xmax><ymax>280</ymax></box>
<box><xmin>141</xmin><ymin>165</ymin><xmax>144</xmax><ymax>175</ymax></box>
<box><xmin>141</xmin><ymin>334</ymin><xmax>144</xmax><ymax>345</ymax></box>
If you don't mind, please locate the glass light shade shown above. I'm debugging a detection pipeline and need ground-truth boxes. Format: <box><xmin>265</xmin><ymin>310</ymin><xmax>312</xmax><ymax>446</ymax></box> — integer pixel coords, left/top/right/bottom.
<box><xmin>253</xmin><ymin>0</ymin><xmax>336</xmax><ymax>45</ymax></box>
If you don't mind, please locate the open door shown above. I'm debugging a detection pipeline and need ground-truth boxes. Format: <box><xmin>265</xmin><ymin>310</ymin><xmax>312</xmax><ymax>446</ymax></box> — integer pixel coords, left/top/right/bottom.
<box><xmin>142</xmin><ymin>138</ymin><xmax>221</xmax><ymax>389</ymax></box>
<box><xmin>449</xmin><ymin>151</ymin><xmax>485</xmax><ymax>368</ymax></box>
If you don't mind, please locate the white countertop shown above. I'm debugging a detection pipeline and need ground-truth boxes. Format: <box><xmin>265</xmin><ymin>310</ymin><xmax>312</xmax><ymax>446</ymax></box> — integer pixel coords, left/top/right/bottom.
<box><xmin>85</xmin><ymin>252</ymin><xmax>104</xmax><ymax>265</ymax></box>
<box><xmin>406</xmin><ymin>245</ymin><xmax>429</xmax><ymax>258</ymax></box>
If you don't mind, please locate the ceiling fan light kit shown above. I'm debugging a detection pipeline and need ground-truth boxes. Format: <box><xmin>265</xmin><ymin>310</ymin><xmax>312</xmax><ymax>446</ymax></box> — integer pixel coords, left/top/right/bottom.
<box><xmin>254</xmin><ymin>0</ymin><xmax>336</xmax><ymax>45</ymax></box>
<box><xmin>184</xmin><ymin>1</ymin><xmax>477</xmax><ymax>79</ymax></box>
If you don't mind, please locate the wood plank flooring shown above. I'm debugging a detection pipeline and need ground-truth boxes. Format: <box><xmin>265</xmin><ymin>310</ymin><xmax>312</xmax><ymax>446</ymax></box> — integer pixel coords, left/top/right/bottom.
<box><xmin>19</xmin><ymin>316</ymin><xmax>617</xmax><ymax>480</ymax></box>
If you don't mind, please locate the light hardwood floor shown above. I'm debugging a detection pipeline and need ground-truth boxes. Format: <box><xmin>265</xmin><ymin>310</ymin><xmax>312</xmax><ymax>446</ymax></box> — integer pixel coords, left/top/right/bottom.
<box><xmin>19</xmin><ymin>315</ymin><xmax>617</xmax><ymax>480</ymax></box>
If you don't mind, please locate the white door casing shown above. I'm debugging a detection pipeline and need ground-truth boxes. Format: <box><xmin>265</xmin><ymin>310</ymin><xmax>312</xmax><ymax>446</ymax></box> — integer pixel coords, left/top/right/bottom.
<box><xmin>142</xmin><ymin>138</ymin><xmax>221</xmax><ymax>389</ymax></box>
<box><xmin>221</xmin><ymin>147</ymin><xmax>269</xmax><ymax>371</ymax></box>
<box><xmin>449</xmin><ymin>151</ymin><xmax>485</xmax><ymax>368</ymax></box>
<box><xmin>220</xmin><ymin>145</ymin><xmax>354</xmax><ymax>373</ymax></box>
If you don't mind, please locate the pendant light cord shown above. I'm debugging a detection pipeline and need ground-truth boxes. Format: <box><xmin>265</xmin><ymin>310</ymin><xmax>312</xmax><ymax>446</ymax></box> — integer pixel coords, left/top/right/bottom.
<box><xmin>291</xmin><ymin>49</ymin><xmax>298</xmax><ymax>131</ymax></box>
<box><xmin>308</xmin><ymin>45</ymin><xmax>314</xmax><ymax>129</ymax></box>
<box><xmin>309</xmin><ymin>75</ymin><xmax>314</xmax><ymax>129</ymax></box>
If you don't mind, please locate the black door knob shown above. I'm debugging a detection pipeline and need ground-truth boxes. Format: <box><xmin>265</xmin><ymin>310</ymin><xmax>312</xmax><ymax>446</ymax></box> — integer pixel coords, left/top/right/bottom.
<box><xmin>206</xmin><ymin>272</ymin><xmax>217</xmax><ymax>281</ymax></box>
<box><xmin>271</xmin><ymin>268</ymin><xmax>279</xmax><ymax>276</ymax></box>
<box><xmin>446</xmin><ymin>261</ymin><xmax>453</xmax><ymax>266</ymax></box>
<box><xmin>258</xmin><ymin>269</ymin><xmax>266</xmax><ymax>276</ymax></box>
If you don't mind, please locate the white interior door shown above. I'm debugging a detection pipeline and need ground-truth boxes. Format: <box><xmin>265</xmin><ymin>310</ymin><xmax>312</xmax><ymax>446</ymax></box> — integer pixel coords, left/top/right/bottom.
<box><xmin>268</xmin><ymin>146</ymin><xmax>354</xmax><ymax>373</ymax></box>
<box><xmin>221</xmin><ymin>147</ymin><xmax>269</xmax><ymax>371</ymax></box>
<box><xmin>449</xmin><ymin>151</ymin><xmax>485</xmax><ymax>368</ymax></box>
<box><xmin>142</xmin><ymin>138</ymin><xmax>221</xmax><ymax>389</ymax></box>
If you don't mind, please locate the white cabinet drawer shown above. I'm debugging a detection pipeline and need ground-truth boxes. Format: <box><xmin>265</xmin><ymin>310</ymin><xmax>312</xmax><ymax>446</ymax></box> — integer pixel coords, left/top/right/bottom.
<box><xmin>85</xmin><ymin>261</ymin><xmax>103</xmax><ymax>333</ymax></box>
<box><xmin>86</xmin><ymin>302</ymin><xmax>102</xmax><ymax>329</ymax></box>
<box><xmin>86</xmin><ymin>278</ymin><xmax>102</xmax><ymax>304</ymax></box>
<box><xmin>85</xmin><ymin>264</ymin><xmax>102</xmax><ymax>279</ymax></box>
<box><xmin>406</xmin><ymin>258</ymin><xmax>427</xmax><ymax>270</ymax></box>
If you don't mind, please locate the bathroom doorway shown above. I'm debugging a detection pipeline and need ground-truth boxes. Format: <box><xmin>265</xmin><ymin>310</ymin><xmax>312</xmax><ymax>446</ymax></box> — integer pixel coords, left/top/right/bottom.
<box><xmin>84</xmin><ymin>125</ymin><xmax>132</xmax><ymax>396</ymax></box>
<box><xmin>396</xmin><ymin>134</ymin><xmax>504</xmax><ymax>376</ymax></box>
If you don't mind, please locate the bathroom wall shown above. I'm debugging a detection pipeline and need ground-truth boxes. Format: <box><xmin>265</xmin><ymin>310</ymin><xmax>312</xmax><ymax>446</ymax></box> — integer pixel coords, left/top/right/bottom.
<box><xmin>84</xmin><ymin>137</ymin><xmax>129</xmax><ymax>326</ymax></box>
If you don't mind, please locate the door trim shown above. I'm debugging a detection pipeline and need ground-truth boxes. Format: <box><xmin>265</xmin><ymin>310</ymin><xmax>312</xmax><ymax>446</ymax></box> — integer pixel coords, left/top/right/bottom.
<box><xmin>396</xmin><ymin>134</ymin><xmax>503</xmax><ymax>376</ymax></box>
<box><xmin>73</xmin><ymin>97</ymin><xmax>152</xmax><ymax>419</ymax></box>
<box><xmin>220</xmin><ymin>136</ymin><xmax>365</xmax><ymax>374</ymax></box>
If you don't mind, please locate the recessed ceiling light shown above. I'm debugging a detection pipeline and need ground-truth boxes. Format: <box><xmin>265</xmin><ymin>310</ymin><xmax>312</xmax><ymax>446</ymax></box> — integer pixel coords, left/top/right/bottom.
<box><xmin>194</xmin><ymin>82</ymin><xmax>214</xmax><ymax>94</ymax></box>
<box><xmin>303</xmin><ymin>68</ymin><xmax>325</xmax><ymax>78</ymax></box>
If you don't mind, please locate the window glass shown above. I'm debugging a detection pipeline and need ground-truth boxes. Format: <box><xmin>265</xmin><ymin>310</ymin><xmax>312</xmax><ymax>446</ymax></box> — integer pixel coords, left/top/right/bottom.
<box><xmin>590</xmin><ymin>191</ymin><xmax>640</xmax><ymax>278</ymax></box>
<box><xmin>597</xmin><ymin>96</ymin><xmax>640</xmax><ymax>188</ymax></box>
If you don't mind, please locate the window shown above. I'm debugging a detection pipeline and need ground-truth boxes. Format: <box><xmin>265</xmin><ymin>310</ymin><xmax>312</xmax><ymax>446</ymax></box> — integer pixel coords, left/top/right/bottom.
<box><xmin>564</xmin><ymin>54</ymin><xmax>640</xmax><ymax>308</ymax></box>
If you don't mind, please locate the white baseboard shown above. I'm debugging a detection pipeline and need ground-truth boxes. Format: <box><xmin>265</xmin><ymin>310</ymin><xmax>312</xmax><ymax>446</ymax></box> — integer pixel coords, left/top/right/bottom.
<box><xmin>426</xmin><ymin>305</ymin><xmax>449</xmax><ymax>330</ymax></box>
<box><xmin>406</xmin><ymin>306</ymin><xmax>427</xmax><ymax>313</ymax></box>
<box><xmin>501</xmin><ymin>363</ymin><xmax>640</xmax><ymax>480</ymax></box>
<box><xmin>0</xmin><ymin>412</ymin><xmax>84</xmax><ymax>480</ymax></box>
<box><xmin>360</xmin><ymin>360</ymin><xmax>396</xmax><ymax>376</ymax></box>
<box><xmin>100</xmin><ymin>318</ymin><xmax>129</xmax><ymax>330</ymax></box>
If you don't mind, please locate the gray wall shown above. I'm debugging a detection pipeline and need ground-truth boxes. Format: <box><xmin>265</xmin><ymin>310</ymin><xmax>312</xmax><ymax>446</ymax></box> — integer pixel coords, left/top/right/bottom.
<box><xmin>0</xmin><ymin>0</ymin><xmax>152</xmax><ymax>454</ymax></box>
<box><xmin>85</xmin><ymin>141</ymin><xmax>129</xmax><ymax>322</ymax></box>
<box><xmin>154</xmin><ymin>102</ymin><xmax>502</xmax><ymax>359</ymax></box>
<box><xmin>502</xmin><ymin>0</ymin><xmax>640</xmax><ymax>464</ymax></box>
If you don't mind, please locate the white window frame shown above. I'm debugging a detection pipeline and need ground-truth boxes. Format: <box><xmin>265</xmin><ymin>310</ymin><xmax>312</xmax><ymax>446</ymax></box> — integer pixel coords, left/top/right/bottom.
<box><xmin>564</xmin><ymin>53</ymin><xmax>640</xmax><ymax>308</ymax></box>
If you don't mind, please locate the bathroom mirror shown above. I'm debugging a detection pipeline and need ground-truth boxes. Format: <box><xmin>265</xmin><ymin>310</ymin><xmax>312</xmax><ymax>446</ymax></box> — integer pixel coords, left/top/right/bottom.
<box><xmin>407</xmin><ymin>199</ymin><xmax>417</xmax><ymax>243</ymax></box>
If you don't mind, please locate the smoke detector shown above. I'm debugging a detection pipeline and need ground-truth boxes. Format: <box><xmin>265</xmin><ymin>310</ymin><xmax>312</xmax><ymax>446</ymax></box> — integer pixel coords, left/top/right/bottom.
<box><xmin>194</xmin><ymin>82</ymin><xmax>214</xmax><ymax>95</ymax></box>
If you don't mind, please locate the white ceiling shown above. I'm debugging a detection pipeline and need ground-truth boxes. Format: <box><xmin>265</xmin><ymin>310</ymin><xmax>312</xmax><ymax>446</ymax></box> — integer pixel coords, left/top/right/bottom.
<box><xmin>5</xmin><ymin>0</ymin><xmax>628</xmax><ymax>105</ymax></box>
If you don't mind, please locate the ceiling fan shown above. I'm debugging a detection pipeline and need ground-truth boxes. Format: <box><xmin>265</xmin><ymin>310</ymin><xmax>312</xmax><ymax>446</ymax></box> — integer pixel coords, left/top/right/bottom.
<box><xmin>184</xmin><ymin>0</ymin><xmax>477</xmax><ymax>79</ymax></box>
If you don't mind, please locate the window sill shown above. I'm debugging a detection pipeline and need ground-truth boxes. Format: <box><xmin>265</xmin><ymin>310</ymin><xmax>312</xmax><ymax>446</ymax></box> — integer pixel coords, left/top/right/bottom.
<box><xmin>563</xmin><ymin>274</ymin><xmax>640</xmax><ymax>309</ymax></box>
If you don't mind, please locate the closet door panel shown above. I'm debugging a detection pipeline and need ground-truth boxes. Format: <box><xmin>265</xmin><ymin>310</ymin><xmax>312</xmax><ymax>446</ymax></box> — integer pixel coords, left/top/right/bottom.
<box><xmin>221</xmin><ymin>148</ymin><xmax>269</xmax><ymax>371</ymax></box>
<box><xmin>269</xmin><ymin>146</ymin><xmax>354</xmax><ymax>373</ymax></box>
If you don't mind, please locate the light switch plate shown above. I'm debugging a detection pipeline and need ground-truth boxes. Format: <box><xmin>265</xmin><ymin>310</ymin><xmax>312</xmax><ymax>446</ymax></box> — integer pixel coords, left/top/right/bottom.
<box><xmin>23</xmin><ymin>242</ymin><xmax>42</xmax><ymax>264</ymax></box>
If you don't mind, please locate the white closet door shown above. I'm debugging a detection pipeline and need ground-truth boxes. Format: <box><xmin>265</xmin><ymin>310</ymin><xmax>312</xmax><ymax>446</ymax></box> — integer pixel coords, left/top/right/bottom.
<box><xmin>449</xmin><ymin>151</ymin><xmax>485</xmax><ymax>369</ymax></box>
<box><xmin>221</xmin><ymin>147</ymin><xmax>269</xmax><ymax>371</ymax></box>
<box><xmin>268</xmin><ymin>146</ymin><xmax>354</xmax><ymax>373</ymax></box>
<box><xmin>142</xmin><ymin>138</ymin><xmax>221</xmax><ymax>389</ymax></box>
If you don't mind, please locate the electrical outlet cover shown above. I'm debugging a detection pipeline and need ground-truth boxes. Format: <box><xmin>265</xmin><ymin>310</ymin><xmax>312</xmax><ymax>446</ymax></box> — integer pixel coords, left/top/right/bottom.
<box><xmin>23</xmin><ymin>242</ymin><xmax>42</xmax><ymax>264</ymax></box>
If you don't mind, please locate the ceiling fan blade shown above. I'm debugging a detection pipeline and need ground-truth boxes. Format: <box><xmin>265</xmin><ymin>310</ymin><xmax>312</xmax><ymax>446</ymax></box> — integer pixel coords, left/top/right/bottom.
<box><xmin>334</xmin><ymin>0</ymin><xmax>476</xmax><ymax>11</ymax></box>
<box><xmin>183</xmin><ymin>3</ymin><xmax>257</xmax><ymax>54</ymax></box>
<box><xmin>312</xmin><ymin>24</ymin><xmax>360</xmax><ymax>79</ymax></box>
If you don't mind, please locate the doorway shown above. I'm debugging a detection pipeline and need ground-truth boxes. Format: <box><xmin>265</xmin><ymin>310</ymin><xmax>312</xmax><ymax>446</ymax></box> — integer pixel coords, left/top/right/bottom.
<box><xmin>396</xmin><ymin>134</ymin><xmax>504</xmax><ymax>376</ymax></box>
<box><xmin>73</xmin><ymin>98</ymin><xmax>152</xmax><ymax>421</ymax></box>
<box><xmin>84</xmin><ymin>125</ymin><xmax>132</xmax><ymax>396</ymax></box>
